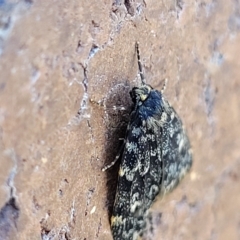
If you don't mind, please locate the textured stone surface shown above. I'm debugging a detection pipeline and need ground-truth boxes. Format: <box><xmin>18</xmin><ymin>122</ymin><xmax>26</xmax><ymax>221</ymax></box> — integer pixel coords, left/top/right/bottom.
<box><xmin>0</xmin><ymin>0</ymin><xmax>240</xmax><ymax>239</ymax></box>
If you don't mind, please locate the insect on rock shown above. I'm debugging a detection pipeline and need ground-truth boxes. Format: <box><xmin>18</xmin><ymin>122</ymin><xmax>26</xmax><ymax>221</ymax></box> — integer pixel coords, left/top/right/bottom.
<box><xmin>102</xmin><ymin>42</ymin><xmax>193</xmax><ymax>240</ymax></box>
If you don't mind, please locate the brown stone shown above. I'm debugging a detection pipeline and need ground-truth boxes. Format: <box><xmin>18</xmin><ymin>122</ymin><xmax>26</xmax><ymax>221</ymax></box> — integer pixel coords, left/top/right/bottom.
<box><xmin>0</xmin><ymin>0</ymin><xmax>240</xmax><ymax>239</ymax></box>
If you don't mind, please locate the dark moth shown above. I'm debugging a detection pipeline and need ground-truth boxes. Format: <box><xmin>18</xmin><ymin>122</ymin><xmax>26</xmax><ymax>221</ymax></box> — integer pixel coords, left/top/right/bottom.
<box><xmin>103</xmin><ymin>43</ymin><xmax>192</xmax><ymax>240</ymax></box>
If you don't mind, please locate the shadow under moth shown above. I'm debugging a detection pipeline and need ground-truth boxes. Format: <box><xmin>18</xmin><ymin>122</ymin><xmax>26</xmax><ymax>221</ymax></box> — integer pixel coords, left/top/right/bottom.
<box><xmin>103</xmin><ymin>42</ymin><xmax>193</xmax><ymax>240</ymax></box>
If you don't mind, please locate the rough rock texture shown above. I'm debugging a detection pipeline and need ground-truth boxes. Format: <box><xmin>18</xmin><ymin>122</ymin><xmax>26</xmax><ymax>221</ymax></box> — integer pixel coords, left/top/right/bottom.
<box><xmin>0</xmin><ymin>0</ymin><xmax>240</xmax><ymax>240</ymax></box>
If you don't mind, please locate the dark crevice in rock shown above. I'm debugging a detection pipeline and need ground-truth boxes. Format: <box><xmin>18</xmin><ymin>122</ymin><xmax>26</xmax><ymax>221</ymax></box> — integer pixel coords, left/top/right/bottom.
<box><xmin>176</xmin><ymin>0</ymin><xmax>184</xmax><ymax>18</ymax></box>
<box><xmin>40</xmin><ymin>220</ymin><xmax>72</xmax><ymax>240</ymax></box>
<box><xmin>82</xmin><ymin>65</ymin><xmax>88</xmax><ymax>93</ymax></box>
<box><xmin>40</xmin><ymin>226</ymin><xmax>51</xmax><ymax>239</ymax></box>
<box><xmin>124</xmin><ymin>0</ymin><xmax>134</xmax><ymax>16</ymax></box>
<box><xmin>88</xmin><ymin>44</ymin><xmax>99</xmax><ymax>59</ymax></box>
<box><xmin>95</xmin><ymin>218</ymin><xmax>102</xmax><ymax>238</ymax></box>
<box><xmin>76</xmin><ymin>40</ymin><xmax>83</xmax><ymax>53</ymax></box>
<box><xmin>85</xmin><ymin>188</ymin><xmax>95</xmax><ymax>216</ymax></box>
<box><xmin>0</xmin><ymin>197</ymin><xmax>20</xmax><ymax>240</ymax></box>
<box><xmin>76</xmin><ymin>64</ymin><xmax>88</xmax><ymax>119</ymax></box>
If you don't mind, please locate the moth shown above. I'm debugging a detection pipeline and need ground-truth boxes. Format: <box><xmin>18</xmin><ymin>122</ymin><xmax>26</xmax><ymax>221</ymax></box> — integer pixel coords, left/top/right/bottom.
<box><xmin>103</xmin><ymin>42</ymin><xmax>192</xmax><ymax>240</ymax></box>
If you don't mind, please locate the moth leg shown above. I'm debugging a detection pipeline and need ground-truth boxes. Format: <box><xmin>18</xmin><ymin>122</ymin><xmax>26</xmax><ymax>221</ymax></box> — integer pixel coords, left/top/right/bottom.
<box><xmin>111</xmin><ymin>106</ymin><xmax>126</xmax><ymax>111</ymax></box>
<box><xmin>102</xmin><ymin>142</ymin><xmax>125</xmax><ymax>171</ymax></box>
<box><xmin>90</xmin><ymin>98</ymin><xmax>105</xmax><ymax>107</ymax></box>
<box><xmin>160</xmin><ymin>78</ymin><xmax>168</xmax><ymax>94</ymax></box>
<box><xmin>90</xmin><ymin>99</ymin><xmax>126</xmax><ymax>111</ymax></box>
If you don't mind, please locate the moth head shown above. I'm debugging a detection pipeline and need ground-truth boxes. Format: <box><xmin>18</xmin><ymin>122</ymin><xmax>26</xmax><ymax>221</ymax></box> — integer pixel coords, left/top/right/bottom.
<box><xmin>130</xmin><ymin>84</ymin><xmax>152</xmax><ymax>104</ymax></box>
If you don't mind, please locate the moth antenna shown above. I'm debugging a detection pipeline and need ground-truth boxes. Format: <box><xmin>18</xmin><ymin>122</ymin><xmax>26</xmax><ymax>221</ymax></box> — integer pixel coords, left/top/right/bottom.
<box><xmin>135</xmin><ymin>42</ymin><xmax>146</xmax><ymax>85</ymax></box>
<box><xmin>161</xmin><ymin>78</ymin><xmax>168</xmax><ymax>94</ymax></box>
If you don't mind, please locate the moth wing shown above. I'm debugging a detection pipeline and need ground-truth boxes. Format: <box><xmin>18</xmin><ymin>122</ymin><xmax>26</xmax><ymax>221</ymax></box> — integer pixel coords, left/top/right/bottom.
<box><xmin>161</xmin><ymin>105</ymin><xmax>192</xmax><ymax>194</ymax></box>
<box><xmin>111</xmin><ymin>119</ymin><xmax>163</xmax><ymax>240</ymax></box>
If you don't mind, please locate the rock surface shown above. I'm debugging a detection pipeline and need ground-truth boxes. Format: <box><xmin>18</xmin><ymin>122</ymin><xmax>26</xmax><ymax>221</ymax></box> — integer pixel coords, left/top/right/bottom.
<box><xmin>0</xmin><ymin>0</ymin><xmax>240</xmax><ymax>239</ymax></box>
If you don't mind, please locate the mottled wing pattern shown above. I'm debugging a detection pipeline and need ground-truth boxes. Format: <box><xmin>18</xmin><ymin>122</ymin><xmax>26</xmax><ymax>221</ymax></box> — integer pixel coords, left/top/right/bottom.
<box><xmin>160</xmin><ymin>95</ymin><xmax>192</xmax><ymax>194</ymax></box>
<box><xmin>109</xmin><ymin>43</ymin><xmax>192</xmax><ymax>240</ymax></box>
<box><xmin>111</xmin><ymin>114</ymin><xmax>164</xmax><ymax>240</ymax></box>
